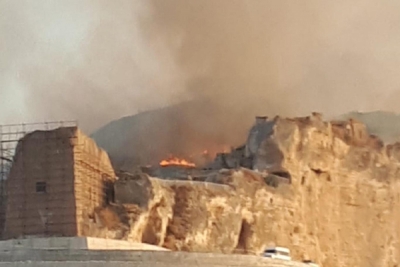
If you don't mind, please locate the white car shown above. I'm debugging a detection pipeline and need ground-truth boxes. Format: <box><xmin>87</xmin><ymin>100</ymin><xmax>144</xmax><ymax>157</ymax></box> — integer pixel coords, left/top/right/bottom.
<box><xmin>302</xmin><ymin>260</ymin><xmax>320</xmax><ymax>267</ymax></box>
<box><xmin>262</xmin><ymin>246</ymin><xmax>291</xmax><ymax>261</ymax></box>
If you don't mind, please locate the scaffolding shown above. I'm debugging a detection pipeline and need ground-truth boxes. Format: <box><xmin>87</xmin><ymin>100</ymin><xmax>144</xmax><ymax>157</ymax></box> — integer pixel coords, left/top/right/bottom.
<box><xmin>0</xmin><ymin>121</ymin><xmax>77</xmax><ymax>237</ymax></box>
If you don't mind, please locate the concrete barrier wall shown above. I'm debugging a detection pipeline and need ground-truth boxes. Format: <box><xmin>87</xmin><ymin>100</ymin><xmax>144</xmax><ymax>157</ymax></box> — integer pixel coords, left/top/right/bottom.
<box><xmin>0</xmin><ymin>250</ymin><xmax>309</xmax><ymax>267</ymax></box>
<box><xmin>0</xmin><ymin>237</ymin><xmax>170</xmax><ymax>251</ymax></box>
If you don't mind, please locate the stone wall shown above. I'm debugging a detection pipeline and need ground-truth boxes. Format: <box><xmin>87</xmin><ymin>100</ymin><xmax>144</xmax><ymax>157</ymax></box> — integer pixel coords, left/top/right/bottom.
<box><xmin>4</xmin><ymin>128</ymin><xmax>78</xmax><ymax>239</ymax></box>
<box><xmin>3</xmin><ymin>127</ymin><xmax>115</xmax><ymax>239</ymax></box>
<box><xmin>73</xmin><ymin>128</ymin><xmax>115</xmax><ymax>237</ymax></box>
<box><xmin>0</xmin><ymin>237</ymin><xmax>170</xmax><ymax>251</ymax></box>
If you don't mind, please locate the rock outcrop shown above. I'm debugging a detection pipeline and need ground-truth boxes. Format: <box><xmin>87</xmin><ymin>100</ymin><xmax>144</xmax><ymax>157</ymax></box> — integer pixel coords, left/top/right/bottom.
<box><xmin>89</xmin><ymin>114</ymin><xmax>400</xmax><ymax>267</ymax></box>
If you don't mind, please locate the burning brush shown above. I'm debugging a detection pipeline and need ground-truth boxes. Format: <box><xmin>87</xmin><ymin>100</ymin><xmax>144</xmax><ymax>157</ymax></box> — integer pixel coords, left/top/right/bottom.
<box><xmin>159</xmin><ymin>155</ymin><xmax>196</xmax><ymax>168</ymax></box>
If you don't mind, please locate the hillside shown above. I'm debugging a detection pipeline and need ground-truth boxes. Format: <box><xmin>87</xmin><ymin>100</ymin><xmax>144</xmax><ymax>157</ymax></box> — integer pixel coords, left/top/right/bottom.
<box><xmin>91</xmin><ymin>100</ymin><xmax>252</xmax><ymax>171</ymax></box>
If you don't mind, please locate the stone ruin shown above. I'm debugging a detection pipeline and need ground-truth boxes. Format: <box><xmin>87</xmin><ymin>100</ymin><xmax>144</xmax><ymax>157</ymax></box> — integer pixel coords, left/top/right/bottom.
<box><xmin>2</xmin><ymin>113</ymin><xmax>400</xmax><ymax>267</ymax></box>
<box><xmin>2</xmin><ymin>127</ymin><xmax>115</xmax><ymax>239</ymax></box>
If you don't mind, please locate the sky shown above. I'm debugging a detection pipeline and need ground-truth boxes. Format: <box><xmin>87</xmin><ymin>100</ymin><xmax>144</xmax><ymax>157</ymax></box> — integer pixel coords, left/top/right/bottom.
<box><xmin>2</xmin><ymin>0</ymin><xmax>400</xmax><ymax>134</ymax></box>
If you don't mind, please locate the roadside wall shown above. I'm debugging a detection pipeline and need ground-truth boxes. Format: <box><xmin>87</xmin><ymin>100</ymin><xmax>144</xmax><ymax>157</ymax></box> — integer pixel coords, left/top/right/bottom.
<box><xmin>0</xmin><ymin>250</ymin><xmax>310</xmax><ymax>267</ymax></box>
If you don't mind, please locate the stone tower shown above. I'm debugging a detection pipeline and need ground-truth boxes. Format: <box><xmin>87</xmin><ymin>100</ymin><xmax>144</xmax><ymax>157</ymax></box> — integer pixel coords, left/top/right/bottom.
<box><xmin>3</xmin><ymin>127</ymin><xmax>115</xmax><ymax>239</ymax></box>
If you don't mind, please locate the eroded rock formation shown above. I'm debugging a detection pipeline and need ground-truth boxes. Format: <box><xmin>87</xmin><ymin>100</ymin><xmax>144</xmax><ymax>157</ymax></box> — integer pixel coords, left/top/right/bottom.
<box><xmin>89</xmin><ymin>114</ymin><xmax>400</xmax><ymax>267</ymax></box>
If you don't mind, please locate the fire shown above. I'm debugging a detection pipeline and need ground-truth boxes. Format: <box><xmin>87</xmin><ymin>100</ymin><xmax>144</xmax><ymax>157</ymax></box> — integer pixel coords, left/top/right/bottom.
<box><xmin>160</xmin><ymin>156</ymin><xmax>196</xmax><ymax>167</ymax></box>
<box><xmin>159</xmin><ymin>146</ymin><xmax>230</xmax><ymax>168</ymax></box>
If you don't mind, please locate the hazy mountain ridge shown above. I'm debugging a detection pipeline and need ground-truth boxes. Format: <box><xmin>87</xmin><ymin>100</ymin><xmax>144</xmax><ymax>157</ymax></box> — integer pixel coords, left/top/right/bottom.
<box><xmin>91</xmin><ymin>100</ymin><xmax>251</xmax><ymax>170</ymax></box>
<box><xmin>92</xmin><ymin>106</ymin><xmax>400</xmax><ymax>171</ymax></box>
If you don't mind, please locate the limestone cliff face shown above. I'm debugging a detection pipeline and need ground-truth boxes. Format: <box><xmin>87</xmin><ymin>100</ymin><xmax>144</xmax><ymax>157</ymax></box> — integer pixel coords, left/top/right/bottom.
<box><xmin>92</xmin><ymin>115</ymin><xmax>400</xmax><ymax>267</ymax></box>
<box><xmin>254</xmin><ymin>116</ymin><xmax>400</xmax><ymax>267</ymax></box>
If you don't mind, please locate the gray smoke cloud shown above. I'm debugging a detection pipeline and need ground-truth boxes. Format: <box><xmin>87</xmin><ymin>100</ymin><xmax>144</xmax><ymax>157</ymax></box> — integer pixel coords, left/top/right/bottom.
<box><xmin>141</xmin><ymin>0</ymin><xmax>400</xmax><ymax>119</ymax></box>
<box><xmin>2</xmin><ymin>0</ymin><xmax>400</xmax><ymax>134</ymax></box>
<box><xmin>0</xmin><ymin>1</ymin><xmax>188</xmax><ymax>132</ymax></box>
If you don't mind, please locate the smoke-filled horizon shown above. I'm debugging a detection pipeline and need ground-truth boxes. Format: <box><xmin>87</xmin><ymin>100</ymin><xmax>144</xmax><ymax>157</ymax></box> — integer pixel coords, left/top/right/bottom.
<box><xmin>2</xmin><ymin>0</ymin><xmax>400</xmax><ymax>134</ymax></box>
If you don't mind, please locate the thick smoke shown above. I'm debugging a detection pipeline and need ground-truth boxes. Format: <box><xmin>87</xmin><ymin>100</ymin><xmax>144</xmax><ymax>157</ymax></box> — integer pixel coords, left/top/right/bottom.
<box><xmin>0</xmin><ymin>1</ymin><xmax>188</xmax><ymax>132</ymax></box>
<box><xmin>95</xmin><ymin>0</ymin><xmax>400</xmax><ymax>168</ymax></box>
<box><xmin>2</xmin><ymin>0</ymin><xmax>400</xmax><ymax>136</ymax></box>
<box><xmin>141</xmin><ymin>0</ymin><xmax>400</xmax><ymax>119</ymax></box>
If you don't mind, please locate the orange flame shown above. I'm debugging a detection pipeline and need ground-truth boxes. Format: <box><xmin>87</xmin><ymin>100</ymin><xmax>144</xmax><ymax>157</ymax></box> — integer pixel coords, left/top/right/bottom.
<box><xmin>160</xmin><ymin>156</ymin><xmax>196</xmax><ymax>168</ymax></box>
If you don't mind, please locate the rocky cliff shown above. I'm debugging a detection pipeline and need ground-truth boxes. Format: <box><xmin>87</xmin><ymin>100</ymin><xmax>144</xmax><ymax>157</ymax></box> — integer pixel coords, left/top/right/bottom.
<box><xmin>86</xmin><ymin>114</ymin><xmax>400</xmax><ymax>267</ymax></box>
